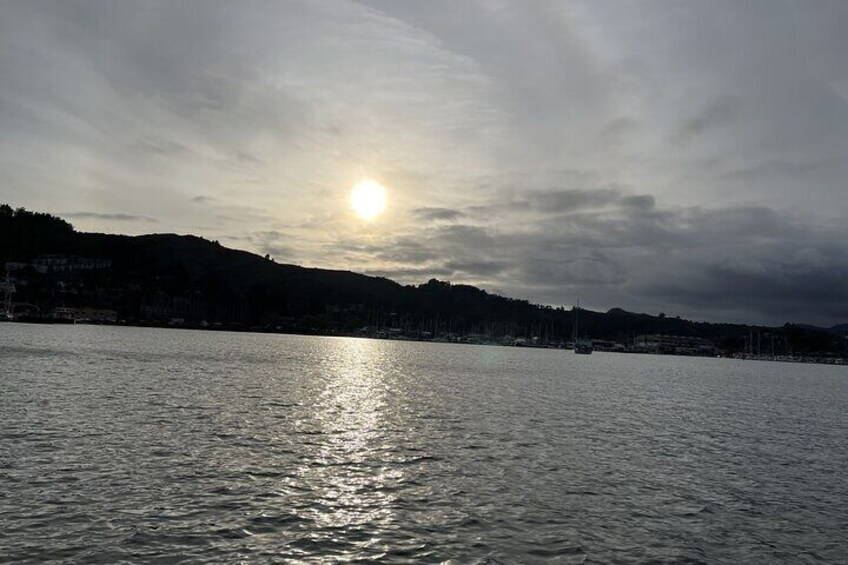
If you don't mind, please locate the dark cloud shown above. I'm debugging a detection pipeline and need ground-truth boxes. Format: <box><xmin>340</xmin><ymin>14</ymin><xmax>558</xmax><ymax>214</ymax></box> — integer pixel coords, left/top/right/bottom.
<box><xmin>527</xmin><ymin>189</ymin><xmax>622</xmax><ymax>213</ymax></box>
<box><xmin>133</xmin><ymin>136</ymin><xmax>192</xmax><ymax>156</ymax></box>
<box><xmin>646</xmin><ymin>258</ymin><xmax>848</xmax><ymax>324</ymax></box>
<box><xmin>410</xmin><ymin>207</ymin><xmax>466</xmax><ymax>221</ymax></box>
<box><xmin>373</xmin><ymin>239</ymin><xmax>441</xmax><ymax>264</ymax></box>
<box><xmin>599</xmin><ymin>117</ymin><xmax>637</xmax><ymax>144</ymax></box>
<box><xmin>349</xmin><ymin>189</ymin><xmax>848</xmax><ymax>325</ymax></box>
<box><xmin>620</xmin><ymin>195</ymin><xmax>655</xmax><ymax>210</ymax></box>
<box><xmin>719</xmin><ymin>159</ymin><xmax>834</xmax><ymax>182</ymax></box>
<box><xmin>675</xmin><ymin>96</ymin><xmax>737</xmax><ymax>143</ymax></box>
<box><xmin>469</xmin><ymin>187</ymin><xmax>657</xmax><ymax>219</ymax></box>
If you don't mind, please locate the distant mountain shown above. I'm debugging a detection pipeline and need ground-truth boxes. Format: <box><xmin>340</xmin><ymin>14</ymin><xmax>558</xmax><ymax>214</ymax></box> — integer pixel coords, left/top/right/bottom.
<box><xmin>2</xmin><ymin>204</ymin><xmax>846</xmax><ymax>356</ymax></box>
<box><xmin>797</xmin><ymin>322</ymin><xmax>848</xmax><ymax>337</ymax></box>
<box><xmin>829</xmin><ymin>324</ymin><xmax>848</xmax><ymax>337</ymax></box>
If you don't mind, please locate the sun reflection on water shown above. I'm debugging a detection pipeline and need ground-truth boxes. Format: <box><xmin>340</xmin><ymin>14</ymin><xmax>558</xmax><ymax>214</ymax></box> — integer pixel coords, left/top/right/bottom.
<box><xmin>293</xmin><ymin>338</ymin><xmax>401</xmax><ymax>540</ymax></box>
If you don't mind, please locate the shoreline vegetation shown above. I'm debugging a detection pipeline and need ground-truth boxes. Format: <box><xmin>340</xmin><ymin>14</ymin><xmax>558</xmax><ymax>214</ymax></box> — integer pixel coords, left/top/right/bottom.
<box><xmin>2</xmin><ymin>204</ymin><xmax>847</xmax><ymax>366</ymax></box>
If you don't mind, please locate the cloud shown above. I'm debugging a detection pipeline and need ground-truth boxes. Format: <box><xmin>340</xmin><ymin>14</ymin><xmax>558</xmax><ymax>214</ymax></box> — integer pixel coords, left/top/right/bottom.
<box><xmin>675</xmin><ymin>95</ymin><xmax>737</xmax><ymax>143</ymax></box>
<box><xmin>620</xmin><ymin>195</ymin><xmax>655</xmax><ymax>210</ymax></box>
<box><xmin>329</xmin><ymin>185</ymin><xmax>848</xmax><ymax>325</ymax></box>
<box><xmin>64</xmin><ymin>212</ymin><xmax>158</xmax><ymax>222</ymax></box>
<box><xmin>527</xmin><ymin>189</ymin><xmax>622</xmax><ymax>213</ymax></box>
<box><xmin>719</xmin><ymin>159</ymin><xmax>833</xmax><ymax>182</ymax></box>
<box><xmin>132</xmin><ymin>136</ymin><xmax>192</xmax><ymax>156</ymax></box>
<box><xmin>365</xmin><ymin>266</ymin><xmax>454</xmax><ymax>280</ymax></box>
<box><xmin>599</xmin><ymin>117</ymin><xmax>637</xmax><ymax>145</ymax></box>
<box><xmin>190</xmin><ymin>195</ymin><xmax>217</xmax><ymax>204</ymax></box>
<box><xmin>410</xmin><ymin>207</ymin><xmax>466</xmax><ymax>221</ymax></box>
<box><xmin>443</xmin><ymin>259</ymin><xmax>507</xmax><ymax>277</ymax></box>
<box><xmin>2</xmin><ymin>1</ymin><xmax>847</xmax><ymax>325</ymax></box>
<box><xmin>644</xmin><ymin>254</ymin><xmax>848</xmax><ymax>324</ymax></box>
<box><xmin>235</xmin><ymin>230</ymin><xmax>297</xmax><ymax>263</ymax></box>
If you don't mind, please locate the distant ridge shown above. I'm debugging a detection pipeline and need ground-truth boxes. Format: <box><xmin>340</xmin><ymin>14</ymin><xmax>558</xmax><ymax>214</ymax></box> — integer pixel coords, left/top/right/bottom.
<box><xmin>1</xmin><ymin>204</ymin><xmax>846</xmax><ymax>356</ymax></box>
<box><xmin>831</xmin><ymin>324</ymin><xmax>848</xmax><ymax>337</ymax></box>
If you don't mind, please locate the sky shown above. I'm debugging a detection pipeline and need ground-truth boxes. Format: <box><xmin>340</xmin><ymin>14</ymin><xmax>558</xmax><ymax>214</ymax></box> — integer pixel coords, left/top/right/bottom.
<box><xmin>2</xmin><ymin>1</ymin><xmax>847</xmax><ymax>326</ymax></box>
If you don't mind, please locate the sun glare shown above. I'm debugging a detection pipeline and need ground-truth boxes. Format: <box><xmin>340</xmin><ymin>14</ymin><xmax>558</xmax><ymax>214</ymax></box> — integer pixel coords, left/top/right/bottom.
<box><xmin>350</xmin><ymin>179</ymin><xmax>387</xmax><ymax>220</ymax></box>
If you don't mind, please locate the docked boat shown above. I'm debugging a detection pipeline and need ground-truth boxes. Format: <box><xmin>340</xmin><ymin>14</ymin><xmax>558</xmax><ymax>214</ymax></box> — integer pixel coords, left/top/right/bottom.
<box><xmin>574</xmin><ymin>340</ymin><xmax>593</xmax><ymax>355</ymax></box>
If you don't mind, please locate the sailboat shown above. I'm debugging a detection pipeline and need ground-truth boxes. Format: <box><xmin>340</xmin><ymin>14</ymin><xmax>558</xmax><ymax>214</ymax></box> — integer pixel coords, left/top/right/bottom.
<box><xmin>572</xmin><ymin>300</ymin><xmax>593</xmax><ymax>355</ymax></box>
<box><xmin>1</xmin><ymin>269</ymin><xmax>14</xmax><ymax>321</ymax></box>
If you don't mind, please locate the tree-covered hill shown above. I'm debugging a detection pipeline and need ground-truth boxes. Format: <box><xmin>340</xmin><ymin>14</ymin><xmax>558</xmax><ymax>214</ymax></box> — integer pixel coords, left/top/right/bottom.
<box><xmin>2</xmin><ymin>204</ymin><xmax>845</xmax><ymax>355</ymax></box>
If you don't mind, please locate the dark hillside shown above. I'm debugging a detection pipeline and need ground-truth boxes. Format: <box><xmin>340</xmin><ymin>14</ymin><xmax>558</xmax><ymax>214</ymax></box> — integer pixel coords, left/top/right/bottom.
<box><xmin>2</xmin><ymin>204</ymin><xmax>845</xmax><ymax>356</ymax></box>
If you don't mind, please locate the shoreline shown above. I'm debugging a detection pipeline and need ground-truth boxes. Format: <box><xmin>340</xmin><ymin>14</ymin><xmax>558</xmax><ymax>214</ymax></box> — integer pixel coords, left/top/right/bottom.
<box><xmin>3</xmin><ymin>318</ymin><xmax>845</xmax><ymax>367</ymax></box>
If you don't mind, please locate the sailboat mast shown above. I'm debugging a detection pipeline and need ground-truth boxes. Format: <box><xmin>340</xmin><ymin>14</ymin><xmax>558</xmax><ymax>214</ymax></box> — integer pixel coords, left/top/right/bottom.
<box><xmin>573</xmin><ymin>299</ymin><xmax>580</xmax><ymax>341</ymax></box>
<box><xmin>3</xmin><ymin>268</ymin><xmax>11</xmax><ymax>314</ymax></box>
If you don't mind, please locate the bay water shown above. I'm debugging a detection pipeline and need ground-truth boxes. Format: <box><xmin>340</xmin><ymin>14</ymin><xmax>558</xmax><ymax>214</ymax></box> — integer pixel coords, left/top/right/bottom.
<box><xmin>1</xmin><ymin>324</ymin><xmax>846</xmax><ymax>563</ymax></box>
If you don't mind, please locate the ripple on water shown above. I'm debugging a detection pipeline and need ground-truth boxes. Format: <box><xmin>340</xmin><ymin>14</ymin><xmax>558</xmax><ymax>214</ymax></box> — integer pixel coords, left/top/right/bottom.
<box><xmin>1</xmin><ymin>326</ymin><xmax>846</xmax><ymax>563</ymax></box>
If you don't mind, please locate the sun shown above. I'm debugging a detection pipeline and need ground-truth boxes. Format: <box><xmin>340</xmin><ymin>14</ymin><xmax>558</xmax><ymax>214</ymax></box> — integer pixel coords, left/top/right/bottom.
<box><xmin>350</xmin><ymin>179</ymin><xmax>387</xmax><ymax>220</ymax></box>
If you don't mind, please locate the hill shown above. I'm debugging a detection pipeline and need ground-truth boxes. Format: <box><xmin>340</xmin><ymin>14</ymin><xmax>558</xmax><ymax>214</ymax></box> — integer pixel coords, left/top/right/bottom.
<box><xmin>1</xmin><ymin>204</ymin><xmax>845</xmax><ymax>356</ymax></box>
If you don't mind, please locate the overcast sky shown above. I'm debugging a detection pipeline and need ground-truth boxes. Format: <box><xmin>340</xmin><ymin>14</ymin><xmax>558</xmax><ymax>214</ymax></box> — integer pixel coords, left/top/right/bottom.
<box><xmin>2</xmin><ymin>1</ymin><xmax>847</xmax><ymax>325</ymax></box>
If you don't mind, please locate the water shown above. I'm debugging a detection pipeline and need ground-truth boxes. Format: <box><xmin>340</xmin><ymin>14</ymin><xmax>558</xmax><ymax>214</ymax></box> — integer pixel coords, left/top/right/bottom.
<box><xmin>1</xmin><ymin>323</ymin><xmax>846</xmax><ymax>564</ymax></box>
